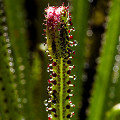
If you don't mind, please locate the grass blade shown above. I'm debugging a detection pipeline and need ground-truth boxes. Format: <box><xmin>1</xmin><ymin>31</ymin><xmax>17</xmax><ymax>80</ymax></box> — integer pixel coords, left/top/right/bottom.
<box><xmin>87</xmin><ymin>0</ymin><xmax>120</xmax><ymax>120</ymax></box>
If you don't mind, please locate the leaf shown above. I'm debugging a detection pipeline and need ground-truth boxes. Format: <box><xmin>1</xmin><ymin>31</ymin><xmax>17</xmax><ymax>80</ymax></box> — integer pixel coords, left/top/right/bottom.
<box><xmin>3</xmin><ymin>0</ymin><xmax>34</xmax><ymax>119</ymax></box>
<box><xmin>87</xmin><ymin>0</ymin><xmax>120</xmax><ymax>120</ymax></box>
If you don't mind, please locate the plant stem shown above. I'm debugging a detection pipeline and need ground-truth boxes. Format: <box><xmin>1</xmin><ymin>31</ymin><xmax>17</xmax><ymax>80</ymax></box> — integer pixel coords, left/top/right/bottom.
<box><xmin>60</xmin><ymin>58</ymin><xmax>64</xmax><ymax>120</ymax></box>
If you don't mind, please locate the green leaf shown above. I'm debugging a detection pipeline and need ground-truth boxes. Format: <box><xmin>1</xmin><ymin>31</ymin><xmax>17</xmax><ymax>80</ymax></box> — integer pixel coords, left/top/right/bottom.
<box><xmin>3</xmin><ymin>0</ymin><xmax>34</xmax><ymax>119</ymax></box>
<box><xmin>87</xmin><ymin>0</ymin><xmax>120</xmax><ymax>120</ymax></box>
<box><xmin>0</xmin><ymin>3</ymin><xmax>20</xmax><ymax>119</ymax></box>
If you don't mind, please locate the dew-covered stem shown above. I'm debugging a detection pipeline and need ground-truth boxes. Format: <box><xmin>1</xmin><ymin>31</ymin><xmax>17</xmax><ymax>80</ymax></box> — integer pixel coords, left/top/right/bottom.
<box><xmin>44</xmin><ymin>3</ymin><xmax>76</xmax><ymax>120</ymax></box>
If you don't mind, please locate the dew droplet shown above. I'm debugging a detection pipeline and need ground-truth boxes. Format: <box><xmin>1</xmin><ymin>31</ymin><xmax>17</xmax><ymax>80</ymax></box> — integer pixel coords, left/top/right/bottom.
<box><xmin>8</xmin><ymin>49</ymin><xmax>12</xmax><ymax>54</ymax></box>
<box><xmin>7</xmin><ymin>43</ymin><xmax>11</xmax><ymax>47</ymax></box>
<box><xmin>73</xmin><ymin>75</ymin><xmax>76</xmax><ymax>80</ymax></box>
<box><xmin>3</xmin><ymin>26</ymin><xmax>8</xmax><ymax>31</ymax></box>
<box><xmin>71</xmin><ymin>104</ymin><xmax>75</xmax><ymax>107</ymax></box>
<box><xmin>39</xmin><ymin>43</ymin><xmax>47</xmax><ymax>51</ymax></box>
<box><xmin>9</xmin><ymin>62</ymin><xmax>13</xmax><ymax>67</ymax></box>
<box><xmin>68</xmin><ymin>29</ymin><xmax>71</xmax><ymax>33</ymax></box>
<box><xmin>87</xmin><ymin>29</ymin><xmax>93</xmax><ymax>36</ymax></box>
<box><xmin>17</xmin><ymin>98</ymin><xmax>21</xmax><ymax>102</ymax></box>
<box><xmin>115</xmin><ymin>55</ymin><xmax>120</xmax><ymax>62</ymax></box>
<box><xmin>72</xmin><ymin>50</ymin><xmax>75</xmax><ymax>54</ymax></box>
<box><xmin>21</xmin><ymin>79</ymin><xmax>26</xmax><ymax>85</ymax></box>
<box><xmin>117</xmin><ymin>45</ymin><xmax>120</xmax><ymax>51</ymax></box>
<box><xmin>69</xmin><ymin>35</ymin><xmax>73</xmax><ymax>39</ymax></box>
<box><xmin>10</xmin><ymin>68</ymin><xmax>15</xmax><ymax>73</ymax></box>
<box><xmin>9</xmin><ymin>57</ymin><xmax>13</xmax><ymax>61</ymax></box>
<box><xmin>112</xmin><ymin>78</ymin><xmax>117</xmax><ymax>84</ymax></box>
<box><xmin>3</xmin><ymin>32</ymin><xmax>8</xmax><ymax>37</ymax></box>
<box><xmin>73</xmin><ymin>40</ymin><xmax>78</xmax><ymax>46</ymax></box>
<box><xmin>71</xmin><ymin>111</ymin><xmax>75</xmax><ymax>116</ymax></box>
<box><xmin>44</xmin><ymin>99</ymin><xmax>48</xmax><ymax>106</ymax></box>
<box><xmin>69</xmin><ymin>94</ymin><xmax>74</xmax><ymax>97</ymax></box>
<box><xmin>73</xmin><ymin>65</ymin><xmax>75</xmax><ymax>69</ymax></box>
<box><xmin>72</xmin><ymin>27</ymin><xmax>75</xmax><ymax>31</ymax></box>
<box><xmin>6</xmin><ymin>38</ymin><xmax>10</xmax><ymax>42</ymax></box>
<box><xmin>19</xmin><ymin>65</ymin><xmax>25</xmax><ymax>71</ymax></box>
<box><xmin>2</xmin><ymin>16</ymin><xmax>6</xmax><ymax>22</ymax></box>
<box><xmin>113</xmin><ymin>65</ymin><xmax>119</xmax><ymax>72</ymax></box>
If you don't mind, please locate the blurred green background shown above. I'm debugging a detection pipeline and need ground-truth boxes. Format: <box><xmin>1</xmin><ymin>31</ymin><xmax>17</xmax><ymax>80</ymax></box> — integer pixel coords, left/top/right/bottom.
<box><xmin>0</xmin><ymin>0</ymin><xmax>120</xmax><ymax>120</ymax></box>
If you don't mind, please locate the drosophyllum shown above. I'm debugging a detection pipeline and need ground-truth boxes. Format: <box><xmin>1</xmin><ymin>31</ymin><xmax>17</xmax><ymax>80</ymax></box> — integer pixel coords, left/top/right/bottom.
<box><xmin>43</xmin><ymin>3</ymin><xmax>77</xmax><ymax>120</ymax></box>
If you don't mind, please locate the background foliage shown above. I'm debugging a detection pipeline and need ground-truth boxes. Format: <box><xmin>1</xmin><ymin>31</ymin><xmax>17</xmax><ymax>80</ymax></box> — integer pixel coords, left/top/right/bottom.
<box><xmin>0</xmin><ymin>0</ymin><xmax>120</xmax><ymax>120</ymax></box>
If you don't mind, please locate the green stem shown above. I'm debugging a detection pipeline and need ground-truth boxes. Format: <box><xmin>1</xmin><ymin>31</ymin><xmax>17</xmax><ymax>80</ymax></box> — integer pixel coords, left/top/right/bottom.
<box><xmin>45</xmin><ymin>5</ymin><xmax>75</xmax><ymax>120</ymax></box>
<box><xmin>60</xmin><ymin>58</ymin><xmax>63</xmax><ymax>120</ymax></box>
<box><xmin>50</xmin><ymin>58</ymin><xmax>70</xmax><ymax>120</ymax></box>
